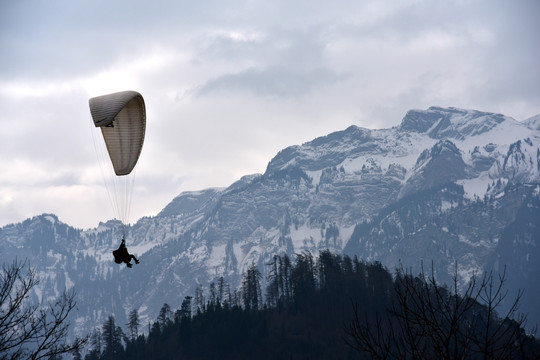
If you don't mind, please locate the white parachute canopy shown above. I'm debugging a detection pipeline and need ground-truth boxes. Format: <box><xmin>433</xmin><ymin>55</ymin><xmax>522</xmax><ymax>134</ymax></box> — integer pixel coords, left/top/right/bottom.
<box><xmin>89</xmin><ymin>90</ymin><xmax>146</xmax><ymax>175</ymax></box>
<box><xmin>89</xmin><ymin>91</ymin><xmax>146</xmax><ymax>231</ymax></box>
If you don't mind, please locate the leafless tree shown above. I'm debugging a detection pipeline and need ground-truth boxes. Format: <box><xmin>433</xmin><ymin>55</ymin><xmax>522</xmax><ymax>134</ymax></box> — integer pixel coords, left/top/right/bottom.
<box><xmin>0</xmin><ymin>259</ymin><xmax>87</xmax><ymax>360</ymax></box>
<box><xmin>346</xmin><ymin>262</ymin><xmax>539</xmax><ymax>360</ymax></box>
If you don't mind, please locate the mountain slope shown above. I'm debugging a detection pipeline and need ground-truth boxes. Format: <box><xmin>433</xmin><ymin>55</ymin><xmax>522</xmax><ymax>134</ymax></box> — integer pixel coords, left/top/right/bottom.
<box><xmin>1</xmin><ymin>106</ymin><xmax>539</xmax><ymax>337</ymax></box>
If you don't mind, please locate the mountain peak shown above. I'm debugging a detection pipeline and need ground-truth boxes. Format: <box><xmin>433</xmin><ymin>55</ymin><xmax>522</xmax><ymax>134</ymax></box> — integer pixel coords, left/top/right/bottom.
<box><xmin>400</xmin><ymin>106</ymin><xmax>509</xmax><ymax>139</ymax></box>
<box><xmin>36</xmin><ymin>213</ymin><xmax>59</xmax><ymax>224</ymax></box>
<box><xmin>159</xmin><ymin>188</ymin><xmax>223</xmax><ymax>217</ymax></box>
<box><xmin>524</xmin><ymin>114</ymin><xmax>540</xmax><ymax>130</ymax></box>
<box><xmin>265</xmin><ymin>125</ymin><xmax>376</xmax><ymax>174</ymax></box>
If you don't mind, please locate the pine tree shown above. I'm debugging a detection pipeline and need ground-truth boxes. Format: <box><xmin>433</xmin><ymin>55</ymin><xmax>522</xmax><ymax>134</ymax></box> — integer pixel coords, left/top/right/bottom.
<box><xmin>242</xmin><ymin>263</ymin><xmax>262</xmax><ymax>310</ymax></box>
<box><xmin>316</xmin><ymin>250</ymin><xmax>341</xmax><ymax>293</ymax></box>
<box><xmin>84</xmin><ymin>329</ymin><xmax>101</xmax><ymax>360</ymax></box>
<box><xmin>292</xmin><ymin>252</ymin><xmax>315</xmax><ymax>303</ymax></box>
<box><xmin>278</xmin><ymin>254</ymin><xmax>293</xmax><ymax>302</ymax></box>
<box><xmin>217</xmin><ymin>276</ymin><xmax>232</xmax><ymax>307</ymax></box>
<box><xmin>101</xmin><ymin>316</ymin><xmax>124</xmax><ymax>360</ymax></box>
<box><xmin>180</xmin><ymin>296</ymin><xmax>192</xmax><ymax>319</ymax></box>
<box><xmin>157</xmin><ymin>303</ymin><xmax>172</xmax><ymax>329</ymax></box>
<box><xmin>266</xmin><ymin>255</ymin><xmax>280</xmax><ymax>307</ymax></box>
<box><xmin>194</xmin><ymin>284</ymin><xmax>205</xmax><ymax>314</ymax></box>
<box><xmin>127</xmin><ymin>309</ymin><xmax>140</xmax><ymax>341</ymax></box>
<box><xmin>71</xmin><ymin>346</ymin><xmax>82</xmax><ymax>360</ymax></box>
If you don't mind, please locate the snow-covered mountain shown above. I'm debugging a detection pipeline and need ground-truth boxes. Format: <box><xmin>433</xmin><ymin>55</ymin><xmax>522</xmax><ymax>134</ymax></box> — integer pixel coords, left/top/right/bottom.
<box><xmin>1</xmin><ymin>106</ymin><xmax>539</xmax><ymax>338</ymax></box>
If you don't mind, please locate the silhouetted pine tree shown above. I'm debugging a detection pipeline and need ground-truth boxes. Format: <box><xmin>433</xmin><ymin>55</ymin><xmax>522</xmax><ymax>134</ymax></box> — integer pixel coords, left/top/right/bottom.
<box><xmin>177</xmin><ymin>296</ymin><xmax>192</xmax><ymax>322</ymax></box>
<box><xmin>194</xmin><ymin>284</ymin><xmax>205</xmax><ymax>314</ymax></box>
<box><xmin>242</xmin><ymin>263</ymin><xmax>262</xmax><ymax>311</ymax></box>
<box><xmin>101</xmin><ymin>316</ymin><xmax>124</xmax><ymax>360</ymax></box>
<box><xmin>278</xmin><ymin>254</ymin><xmax>293</xmax><ymax>302</ymax></box>
<box><xmin>265</xmin><ymin>255</ymin><xmax>280</xmax><ymax>307</ymax></box>
<box><xmin>157</xmin><ymin>303</ymin><xmax>172</xmax><ymax>329</ymax></box>
<box><xmin>84</xmin><ymin>329</ymin><xmax>101</xmax><ymax>360</ymax></box>
<box><xmin>291</xmin><ymin>251</ymin><xmax>315</xmax><ymax>305</ymax></box>
<box><xmin>127</xmin><ymin>309</ymin><xmax>140</xmax><ymax>341</ymax></box>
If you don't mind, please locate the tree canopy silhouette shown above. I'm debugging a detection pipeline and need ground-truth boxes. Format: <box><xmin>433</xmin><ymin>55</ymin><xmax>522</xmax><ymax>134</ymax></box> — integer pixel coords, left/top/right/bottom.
<box><xmin>84</xmin><ymin>252</ymin><xmax>539</xmax><ymax>360</ymax></box>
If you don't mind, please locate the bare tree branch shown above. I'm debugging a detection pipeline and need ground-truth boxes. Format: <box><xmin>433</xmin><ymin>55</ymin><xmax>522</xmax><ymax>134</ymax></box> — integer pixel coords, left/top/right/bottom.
<box><xmin>345</xmin><ymin>261</ymin><xmax>539</xmax><ymax>360</ymax></box>
<box><xmin>0</xmin><ymin>260</ymin><xmax>87</xmax><ymax>360</ymax></box>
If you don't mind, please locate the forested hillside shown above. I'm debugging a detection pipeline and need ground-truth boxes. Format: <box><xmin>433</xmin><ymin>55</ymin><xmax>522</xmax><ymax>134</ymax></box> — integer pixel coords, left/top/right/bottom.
<box><xmin>81</xmin><ymin>251</ymin><xmax>540</xmax><ymax>360</ymax></box>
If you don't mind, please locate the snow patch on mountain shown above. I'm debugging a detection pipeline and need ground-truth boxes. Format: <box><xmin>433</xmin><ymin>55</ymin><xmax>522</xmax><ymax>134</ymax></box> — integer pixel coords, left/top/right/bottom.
<box><xmin>208</xmin><ymin>243</ymin><xmax>227</xmax><ymax>266</ymax></box>
<box><xmin>524</xmin><ymin>114</ymin><xmax>540</xmax><ymax>130</ymax></box>
<box><xmin>457</xmin><ymin>177</ymin><xmax>490</xmax><ymax>200</ymax></box>
<box><xmin>400</xmin><ymin>106</ymin><xmax>512</xmax><ymax>139</ymax></box>
<box><xmin>2</xmin><ymin>106</ymin><xmax>540</xmax><ymax>339</ymax></box>
<box><xmin>44</xmin><ymin>214</ymin><xmax>57</xmax><ymax>224</ymax></box>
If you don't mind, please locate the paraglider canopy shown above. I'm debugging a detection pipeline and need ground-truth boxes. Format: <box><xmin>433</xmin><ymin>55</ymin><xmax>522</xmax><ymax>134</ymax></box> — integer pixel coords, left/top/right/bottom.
<box><xmin>89</xmin><ymin>90</ymin><xmax>146</xmax><ymax>176</ymax></box>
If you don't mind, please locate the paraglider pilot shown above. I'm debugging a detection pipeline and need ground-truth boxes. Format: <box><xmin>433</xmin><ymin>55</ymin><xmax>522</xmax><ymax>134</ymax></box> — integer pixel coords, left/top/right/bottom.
<box><xmin>113</xmin><ymin>238</ymin><xmax>140</xmax><ymax>268</ymax></box>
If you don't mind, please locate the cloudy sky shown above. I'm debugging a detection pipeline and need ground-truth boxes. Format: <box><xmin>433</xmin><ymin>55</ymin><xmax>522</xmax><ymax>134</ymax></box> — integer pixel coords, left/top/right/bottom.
<box><xmin>1</xmin><ymin>0</ymin><xmax>539</xmax><ymax>230</ymax></box>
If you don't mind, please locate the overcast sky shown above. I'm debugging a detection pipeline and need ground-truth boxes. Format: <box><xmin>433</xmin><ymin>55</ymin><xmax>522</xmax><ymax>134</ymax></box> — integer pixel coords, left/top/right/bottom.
<box><xmin>1</xmin><ymin>0</ymin><xmax>539</xmax><ymax>230</ymax></box>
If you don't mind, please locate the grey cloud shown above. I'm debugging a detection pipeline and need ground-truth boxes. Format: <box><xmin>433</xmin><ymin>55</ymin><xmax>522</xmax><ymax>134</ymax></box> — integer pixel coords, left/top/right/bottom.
<box><xmin>196</xmin><ymin>66</ymin><xmax>350</xmax><ymax>98</ymax></box>
<box><xmin>192</xmin><ymin>24</ymin><xmax>349</xmax><ymax>98</ymax></box>
<box><xmin>195</xmin><ymin>20</ymin><xmax>341</xmax><ymax>65</ymax></box>
<box><xmin>0</xmin><ymin>0</ymin><xmax>221</xmax><ymax>80</ymax></box>
<box><xmin>479</xmin><ymin>1</ymin><xmax>540</xmax><ymax>104</ymax></box>
<box><xmin>2</xmin><ymin>0</ymin><xmax>540</xmax><ymax>228</ymax></box>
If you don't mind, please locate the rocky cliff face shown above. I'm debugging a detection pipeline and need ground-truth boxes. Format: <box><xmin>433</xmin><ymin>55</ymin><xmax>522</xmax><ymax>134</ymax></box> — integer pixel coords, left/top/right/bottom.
<box><xmin>1</xmin><ymin>106</ymin><xmax>539</xmax><ymax>337</ymax></box>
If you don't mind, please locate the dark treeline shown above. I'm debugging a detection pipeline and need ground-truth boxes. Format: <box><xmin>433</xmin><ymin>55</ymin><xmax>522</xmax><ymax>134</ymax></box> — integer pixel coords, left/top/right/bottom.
<box><xmin>81</xmin><ymin>251</ymin><xmax>540</xmax><ymax>360</ymax></box>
